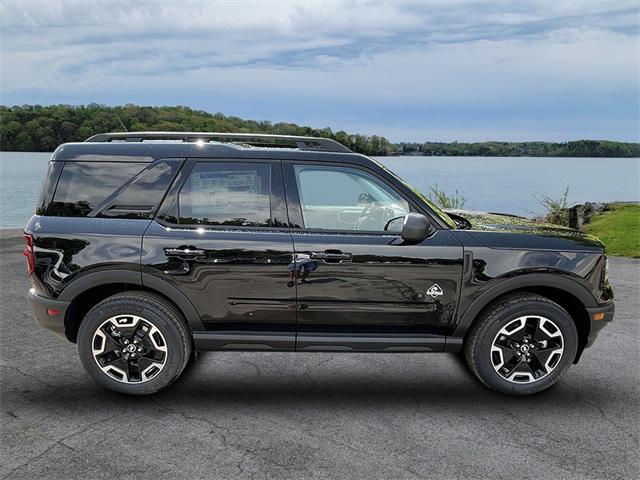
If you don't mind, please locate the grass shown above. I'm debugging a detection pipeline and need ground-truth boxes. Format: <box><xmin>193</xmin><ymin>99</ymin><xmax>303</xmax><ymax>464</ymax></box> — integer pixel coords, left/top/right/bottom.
<box><xmin>585</xmin><ymin>204</ymin><xmax>640</xmax><ymax>258</ymax></box>
<box><xmin>427</xmin><ymin>183</ymin><xmax>468</xmax><ymax>209</ymax></box>
<box><xmin>535</xmin><ymin>185</ymin><xmax>571</xmax><ymax>227</ymax></box>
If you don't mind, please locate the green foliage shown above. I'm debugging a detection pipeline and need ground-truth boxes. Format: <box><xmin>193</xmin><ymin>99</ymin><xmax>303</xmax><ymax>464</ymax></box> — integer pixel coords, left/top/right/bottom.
<box><xmin>0</xmin><ymin>104</ymin><xmax>396</xmax><ymax>155</ymax></box>
<box><xmin>585</xmin><ymin>204</ymin><xmax>640</xmax><ymax>258</ymax></box>
<box><xmin>397</xmin><ymin>140</ymin><xmax>640</xmax><ymax>158</ymax></box>
<box><xmin>427</xmin><ymin>183</ymin><xmax>468</xmax><ymax>209</ymax></box>
<box><xmin>536</xmin><ymin>186</ymin><xmax>571</xmax><ymax>227</ymax></box>
<box><xmin>1</xmin><ymin>104</ymin><xmax>638</xmax><ymax>157</ymax></box>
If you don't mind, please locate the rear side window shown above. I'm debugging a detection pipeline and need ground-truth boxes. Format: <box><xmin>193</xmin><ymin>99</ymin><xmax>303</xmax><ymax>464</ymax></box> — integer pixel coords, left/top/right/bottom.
<box><xmin>176</xmin><ymin>162</ymin><xmax>271</xmax><ymax>226</ymax></box>
<box><xmin>46</xmin><ymin>160</ymin><xmax>181</xmax><ymax>218</ymax></box>
<box><xmin>98</xmin><ymin>160</ymin><xmax>181</xmax><ymax>219</ymax></box>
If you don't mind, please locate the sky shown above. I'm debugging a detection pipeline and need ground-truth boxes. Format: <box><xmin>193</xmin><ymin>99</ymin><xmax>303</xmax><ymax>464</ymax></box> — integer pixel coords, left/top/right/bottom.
<box><xmin>1</xmin><ymin>0</ymin><xmax>639</xmax><ymax>142</ymax></box>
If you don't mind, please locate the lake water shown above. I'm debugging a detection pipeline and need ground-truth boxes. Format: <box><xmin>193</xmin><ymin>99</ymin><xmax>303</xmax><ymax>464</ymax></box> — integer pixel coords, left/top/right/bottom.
<box><xmin>0</xmin><ymin>151</ymin><xmax>638</xmax><ymax>229</ymax></box>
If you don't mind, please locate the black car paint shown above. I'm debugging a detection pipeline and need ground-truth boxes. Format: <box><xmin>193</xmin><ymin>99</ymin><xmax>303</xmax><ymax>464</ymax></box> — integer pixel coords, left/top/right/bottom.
<box><xmin>25</xmin><ymin>141</ymin><xmax>614</xmax><ymax>356</ymax></box>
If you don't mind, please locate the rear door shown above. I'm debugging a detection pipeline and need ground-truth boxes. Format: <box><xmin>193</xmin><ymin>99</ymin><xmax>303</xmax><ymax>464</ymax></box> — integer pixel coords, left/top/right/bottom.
<box><xmin>142</xmin><ymin>159</ymin><xmax>296</xmax><ymax>350</ymax></box>
<box><xmin>283</xmin><ymin>161</ymin><xmax>464</xmax><ymax>351</ymax></box>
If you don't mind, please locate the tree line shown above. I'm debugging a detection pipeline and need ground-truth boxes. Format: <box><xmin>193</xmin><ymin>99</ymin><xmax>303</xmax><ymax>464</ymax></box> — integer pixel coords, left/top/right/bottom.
<box><xmin>1</xmin><ymin>104</ymin><xmax>638</xmax><ymax>157</ymax></box>
<box><xmin>397</xmin><ymin>140</ymin><xmax>640</xmax><ymax>158</ymax></box>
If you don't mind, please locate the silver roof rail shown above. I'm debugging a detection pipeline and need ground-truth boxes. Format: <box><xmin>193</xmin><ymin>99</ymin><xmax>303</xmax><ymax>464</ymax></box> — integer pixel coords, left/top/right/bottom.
<box><xmin>84</xmin><ymin>131</ymin><xmax>352</xmax><ymax>153</ymax></box>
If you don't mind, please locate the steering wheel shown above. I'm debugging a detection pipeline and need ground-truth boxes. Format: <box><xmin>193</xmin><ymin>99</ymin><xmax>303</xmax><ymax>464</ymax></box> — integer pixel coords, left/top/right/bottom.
<box><xmin>383</xmin><ymin>215</ymin><xmax>405</xmax><ymax>232</ymax></box>
<box><xmin>354</xmin><ymin>203</ymin><xmax>396</xmax><ymax>231</ymax></box>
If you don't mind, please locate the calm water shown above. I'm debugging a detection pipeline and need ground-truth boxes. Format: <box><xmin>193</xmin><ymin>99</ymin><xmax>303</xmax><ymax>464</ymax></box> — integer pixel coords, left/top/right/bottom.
<box><xmin>0</xmin><ymin>152</ymin><xmax>638</xmax><ymax>229</ymax></box>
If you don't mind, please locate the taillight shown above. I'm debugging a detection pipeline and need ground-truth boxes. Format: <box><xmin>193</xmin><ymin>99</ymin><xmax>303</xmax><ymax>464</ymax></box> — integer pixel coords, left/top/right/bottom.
<box><xmin>23</xmin><ymin>234</ymin><xmax>35</xmax><ymax>275</ymax></box>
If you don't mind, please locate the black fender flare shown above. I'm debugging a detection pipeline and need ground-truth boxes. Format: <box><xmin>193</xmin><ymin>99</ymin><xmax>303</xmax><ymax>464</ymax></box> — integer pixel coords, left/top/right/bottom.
<box><xmin>451</xmin><ymin>273</ymin><xmax>597</xmax><ymax>338</ymax></box>
<box><xmin>59</xmin><ymin>270</ymin><xmax>204</xmax><ymax>331</ymax></box>
<box><xmin>141</xmin><ymin>272</ymin><xmax>204</xmax><ymax>331</ymax></box>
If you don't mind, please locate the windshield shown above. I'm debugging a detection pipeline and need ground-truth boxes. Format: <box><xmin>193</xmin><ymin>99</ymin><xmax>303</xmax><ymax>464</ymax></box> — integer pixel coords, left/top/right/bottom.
<box><xmin>369</xmin><ymin>157</ymin><xmax>458</xmax><ymax>229</ymax></box>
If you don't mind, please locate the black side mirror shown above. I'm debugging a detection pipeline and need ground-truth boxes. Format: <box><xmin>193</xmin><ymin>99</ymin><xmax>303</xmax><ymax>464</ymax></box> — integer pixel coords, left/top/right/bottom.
<box><xmin>401</xmin><ymin>213</ymin><xmax>430</xmax><ymax>242</ymax></box>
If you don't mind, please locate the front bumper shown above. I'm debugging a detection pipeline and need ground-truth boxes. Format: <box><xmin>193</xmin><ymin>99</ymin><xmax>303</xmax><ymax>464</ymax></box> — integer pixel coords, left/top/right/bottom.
<box><xmin>28</xmin><ymin>288</ymin><xmax>70</xmax><ymax>339</ymax></box>
<box><xmin>585</xmin><ymin>302</ymin><xmax>615</xmax><ymax>348</ymax></box>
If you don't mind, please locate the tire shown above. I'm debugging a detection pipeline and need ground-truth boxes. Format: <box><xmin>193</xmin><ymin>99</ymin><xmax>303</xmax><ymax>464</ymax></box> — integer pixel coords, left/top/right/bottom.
<box><xmin>464</xmin><ymin>293</ymin><xmax>578</xmax><ymax>395</ymax></box>
<box><xmin>77</xmin><ymin>291</ymin><xmax>192</xmax><ymax>395</ymax></box>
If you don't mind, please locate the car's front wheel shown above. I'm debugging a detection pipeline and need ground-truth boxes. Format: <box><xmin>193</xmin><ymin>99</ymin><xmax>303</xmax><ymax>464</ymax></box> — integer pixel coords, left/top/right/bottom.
<box><xmin>77</xmin><ymin>292</ymin><xmax>191</xmax><ymax>395</ymax></box>
<box><xmin>464</xmin><ymin>293</ymin><xmax>578</xmax><ymax>395</ymax></box>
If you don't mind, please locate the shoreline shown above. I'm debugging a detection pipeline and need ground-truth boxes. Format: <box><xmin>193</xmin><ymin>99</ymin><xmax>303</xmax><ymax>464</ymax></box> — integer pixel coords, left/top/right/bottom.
<box><xmin>0</xmin><ymin>228</ymin><xmax>23</xmax><ymax>238</ymax></box>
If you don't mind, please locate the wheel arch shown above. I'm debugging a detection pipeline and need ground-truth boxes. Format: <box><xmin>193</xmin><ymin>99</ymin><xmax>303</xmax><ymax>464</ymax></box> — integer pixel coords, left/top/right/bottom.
<box><xmin>60</xmin><ymin>270</ymin><xmax>203</xmax><ymax>342</ymax></box>
<box><xmin>453</xmin><ymin>273</ymin><xmax>596</xmax><ymax>362</ymax></box>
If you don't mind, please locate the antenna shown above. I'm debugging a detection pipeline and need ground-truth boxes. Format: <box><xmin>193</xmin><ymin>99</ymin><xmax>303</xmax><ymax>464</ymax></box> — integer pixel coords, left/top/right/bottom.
<box><xmin>114</xmin><ymin>114</ymin><xmax>128</xmax><ymax>132</ymax></box>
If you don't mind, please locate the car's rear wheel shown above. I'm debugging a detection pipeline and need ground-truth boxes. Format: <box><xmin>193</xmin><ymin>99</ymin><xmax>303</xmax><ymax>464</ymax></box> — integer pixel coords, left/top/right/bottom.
<box><xmin>77</xmin><ymin>291</ymin><xmax>191</xmax><ymax>395</ymax></box>
<box><xmin>464</xmin><ymin>293</ymin><xmax>578</xmax><ymax>395</ymax></box>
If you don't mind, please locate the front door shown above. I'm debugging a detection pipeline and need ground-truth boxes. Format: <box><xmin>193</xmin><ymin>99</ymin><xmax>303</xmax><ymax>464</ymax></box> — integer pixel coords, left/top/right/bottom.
<box><xmin>283</xmin><ymin>162</ymin><xmax>463</xmax><ymax>351</ymax></box>
<box><xmin>142</xmin><ymin>159</ymin><xmax>296</xmax><ymax>350</ymax></box>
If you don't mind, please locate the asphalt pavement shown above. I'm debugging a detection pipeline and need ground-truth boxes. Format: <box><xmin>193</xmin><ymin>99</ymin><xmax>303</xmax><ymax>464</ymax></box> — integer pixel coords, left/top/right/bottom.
<box><xmin>1</xmin><ymin>230</ymin><xmax>638</xmax><ymax>479</ymax></box>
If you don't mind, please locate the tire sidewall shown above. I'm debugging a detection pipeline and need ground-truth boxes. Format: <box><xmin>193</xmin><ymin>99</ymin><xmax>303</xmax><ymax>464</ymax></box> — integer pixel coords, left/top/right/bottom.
<box><xmin>77</xmin><ymin>296</ymin><xmax>187</xmax><ymax>395</ymax></box>
<box><xmin>473</xmin><ymin>300</ymin><xmax>578</xmax><ymax>395</ymax></box>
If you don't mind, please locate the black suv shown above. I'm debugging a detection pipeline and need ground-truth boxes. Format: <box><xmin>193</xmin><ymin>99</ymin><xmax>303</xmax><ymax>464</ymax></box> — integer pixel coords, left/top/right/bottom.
<box><xmin>25</xmin><ymin>132</ymin><xmax>614</xmax><ymax>395</ymax></box>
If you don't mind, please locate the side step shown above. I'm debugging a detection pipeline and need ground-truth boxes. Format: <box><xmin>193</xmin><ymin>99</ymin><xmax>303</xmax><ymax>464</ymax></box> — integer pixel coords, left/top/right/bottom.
<box><xmin>193</xmin><ymin>332</ymin><xmax>294</xmax><ymax>351</ymax></box>
<box><xmin>193</xmin><ymin>331</ymin><xmax>451</xmax><ymax>352</ymax></box>
<box><xmin>297</xmin><ymin>333</ymin><xmax>446</xmax><ymax>352</ymax></box>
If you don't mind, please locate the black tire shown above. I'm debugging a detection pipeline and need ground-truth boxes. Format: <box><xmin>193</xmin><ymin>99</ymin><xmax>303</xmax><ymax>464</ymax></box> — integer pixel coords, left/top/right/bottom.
<box><xmin>464</xmin><ymin>293</ymin><xmax>578</xmax><ymax>395</ymax></box>
<box><xmin>77</xmin><ymin>291</ymin><xmax>192</xmax><ymax>395</ymax></box>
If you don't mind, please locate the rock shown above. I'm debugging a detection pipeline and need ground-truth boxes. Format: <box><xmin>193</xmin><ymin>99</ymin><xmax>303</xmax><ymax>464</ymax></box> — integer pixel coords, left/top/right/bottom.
<box><xmin>569</xmin><ymin>202</ymin><xmax>609</xmax><ymax>230</ymax></box>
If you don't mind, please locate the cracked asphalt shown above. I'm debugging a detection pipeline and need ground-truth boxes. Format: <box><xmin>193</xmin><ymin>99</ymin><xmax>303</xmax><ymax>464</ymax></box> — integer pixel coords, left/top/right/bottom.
<box><xmin>1</xmin><ymin>230</ymin><xmax>638</xmax><ymax>479</ymax></box>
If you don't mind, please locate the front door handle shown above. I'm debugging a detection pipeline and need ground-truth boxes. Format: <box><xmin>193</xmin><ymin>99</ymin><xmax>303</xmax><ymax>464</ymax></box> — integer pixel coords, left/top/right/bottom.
<box><xmin>164</xmin><ymin>246</ymin><xmax>206</xmax><ymax>261</ymax></box>
<box><xmin>309</xmin><ymin>250</ymin><xmax>353</xmax><ymax>263</ymax></box>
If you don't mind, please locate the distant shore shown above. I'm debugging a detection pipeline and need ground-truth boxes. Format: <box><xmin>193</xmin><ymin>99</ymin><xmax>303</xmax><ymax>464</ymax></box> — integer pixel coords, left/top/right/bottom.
<box><xmin>2</xmin><ymin>104</ymin><xmax>639</xmax><ymax>157</ymax></box>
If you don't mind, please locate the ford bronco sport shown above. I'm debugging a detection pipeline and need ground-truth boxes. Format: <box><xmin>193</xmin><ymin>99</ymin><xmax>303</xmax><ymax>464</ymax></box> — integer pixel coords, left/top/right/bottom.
<box><xmin>25</xmin><ymin>132</ymin><xmax>614</xmax><ymax>395</ymax></box>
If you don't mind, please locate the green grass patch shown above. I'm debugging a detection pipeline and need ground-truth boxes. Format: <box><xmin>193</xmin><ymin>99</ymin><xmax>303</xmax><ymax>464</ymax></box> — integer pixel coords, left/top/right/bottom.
<box><xmin>585</xmin><ymin>204</ymin><xmax>640</xmax><ymax>258</ymax></box>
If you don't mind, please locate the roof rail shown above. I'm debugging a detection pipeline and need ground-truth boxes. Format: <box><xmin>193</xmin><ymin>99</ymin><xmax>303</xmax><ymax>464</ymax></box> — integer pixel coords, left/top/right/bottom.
<box><xmin>84</xmin><ymin>131</ymin><xmax>352</xmax><ymax>153</ymax></box>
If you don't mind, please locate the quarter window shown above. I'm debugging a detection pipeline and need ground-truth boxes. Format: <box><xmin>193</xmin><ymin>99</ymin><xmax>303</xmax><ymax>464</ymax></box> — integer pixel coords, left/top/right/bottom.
<box><xmin>293</xmin><ymin>165</ymin><xmax>409</xmax><ymax>232</ymax></box>
<box><xmin>99</xmin><ymin>160</ymin><xmax>181</xmax><ymax>219</ymax></box>
<box><xmin>177</xmin><ymin>162</ymin><xmax>271</xmax><ymax>226</ymax></box>
<box><xmin>49</xmin><ymin>162</ymin><xmax>147</xmax><ymax>217</ymax></box>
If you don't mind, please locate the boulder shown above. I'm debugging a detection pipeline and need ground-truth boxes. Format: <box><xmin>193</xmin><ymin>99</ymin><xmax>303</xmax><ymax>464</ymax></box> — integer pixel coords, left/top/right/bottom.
<box><xmin>569</xmin><ymin>202</ymin><xmax>608</xmax><ymax>230</ymax></box>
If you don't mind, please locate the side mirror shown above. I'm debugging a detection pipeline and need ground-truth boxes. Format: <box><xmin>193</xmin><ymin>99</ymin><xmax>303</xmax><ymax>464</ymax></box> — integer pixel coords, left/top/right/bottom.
<box><xmin>401</xmin><ymin>213</ymin><xmax>430</xmax><ymax>242</ymax></box>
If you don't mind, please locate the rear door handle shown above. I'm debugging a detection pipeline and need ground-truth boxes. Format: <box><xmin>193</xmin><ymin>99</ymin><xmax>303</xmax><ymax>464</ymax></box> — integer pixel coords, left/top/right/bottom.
<box><xmin>309</xmin><ymin>251</ymin><xmax>353</xmax><ymax>263</ymax></box>
<box><xmin>164</xmin><ymin>246</ymin><xmax>206</xmax><ymax>260</ymax></box>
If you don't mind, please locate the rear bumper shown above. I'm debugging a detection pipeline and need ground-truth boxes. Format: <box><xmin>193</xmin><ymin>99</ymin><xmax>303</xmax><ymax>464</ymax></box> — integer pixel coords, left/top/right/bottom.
<box><xmin>585</xmin><ymin>302</ymin><xmax>615</xmax><ymax>348</ymax></box>
<box><xmin>28</xmin><ymin>288</ymin><xmax>70</xmax><ymax>339</ymax></box>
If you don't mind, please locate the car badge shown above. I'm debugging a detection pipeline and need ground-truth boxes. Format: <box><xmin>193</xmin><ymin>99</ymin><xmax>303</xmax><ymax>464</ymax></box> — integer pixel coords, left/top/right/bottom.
<box><xmin>426</xmin><ymin>284</ymin><xmax>444</xmax><ymax>299</ymax></box>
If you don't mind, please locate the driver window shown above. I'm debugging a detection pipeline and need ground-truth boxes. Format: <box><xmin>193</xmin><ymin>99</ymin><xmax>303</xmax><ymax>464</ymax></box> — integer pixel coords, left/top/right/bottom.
<box><xmin>293</xmin><ymin>165</ymin><xmax>410</xmax><ymax>232</ymax></box>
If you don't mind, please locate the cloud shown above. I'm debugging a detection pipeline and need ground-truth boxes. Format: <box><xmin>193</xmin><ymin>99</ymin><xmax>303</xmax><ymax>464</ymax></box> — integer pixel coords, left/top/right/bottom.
<box><xmin>1</xmin><ymin>0</ymin><xmax>638</xmax><ymax>141</ymax></box>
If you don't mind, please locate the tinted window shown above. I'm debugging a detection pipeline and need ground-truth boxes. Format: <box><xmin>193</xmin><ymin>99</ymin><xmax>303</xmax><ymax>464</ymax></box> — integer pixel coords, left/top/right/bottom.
<box><xmin>294</xmin><ymin>165</ymin><xmax>409</xmax><ymax>232</ymax></box>
<box><xmin>35</xmin><ymin>161</ymin><xmax>63</xmax><ymax>215</ymax></box>
<box><xmin>48</xmin><ymin>162</ymin><xmax>146</xmax><ymax>217</ymax></box>
<box><xmin>98</xmin><ymin>160</ymin><xmax>181</xmax><ymax>219</ymax></box>
<box><xmin>177</xmin><ymin>162</ymin><xmax>271</xmax><ymax>226</ymax></box>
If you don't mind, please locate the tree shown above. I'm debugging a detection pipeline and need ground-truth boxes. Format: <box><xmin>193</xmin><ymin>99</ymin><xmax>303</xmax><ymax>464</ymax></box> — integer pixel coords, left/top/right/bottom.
<box><xmin>1</xmin><ymin>104</ymin><xmax>638</xmax><ymax>157</ymax></box>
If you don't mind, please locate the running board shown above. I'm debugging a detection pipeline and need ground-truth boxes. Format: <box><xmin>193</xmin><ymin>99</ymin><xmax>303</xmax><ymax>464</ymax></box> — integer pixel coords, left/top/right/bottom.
<box><xmin>297</xmin><ymin>333</ymin><xmax>445</xmax><ymax>352</ymax></box>
<box><xmin>193</xmin><ymin>331</ymin><xmax>295</xmax><ymax>351</ymax></box>
<box><xmin>193</xmin><ymin>331</ymin><xmax>448</xmax><ymax>352</ymax></box>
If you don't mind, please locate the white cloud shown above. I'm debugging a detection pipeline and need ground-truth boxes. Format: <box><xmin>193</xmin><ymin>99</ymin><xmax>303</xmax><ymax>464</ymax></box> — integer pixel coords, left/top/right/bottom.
<box><xmin>0</xmin><ymin>0</ymin><xmax>638</xmax><ymax>141</ymax></box>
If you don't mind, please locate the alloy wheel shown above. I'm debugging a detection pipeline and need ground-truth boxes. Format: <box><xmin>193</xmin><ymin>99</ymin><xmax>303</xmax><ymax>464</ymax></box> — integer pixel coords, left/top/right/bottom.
<box><xmin>91</xmin><ymin>315</ymin><xmax>168</xmax><ymax>383</ymax></box>
<box><xmin>490</xmin><ymin>315</ymin><xmax>564</xmax><ymax>384</ymax></box>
